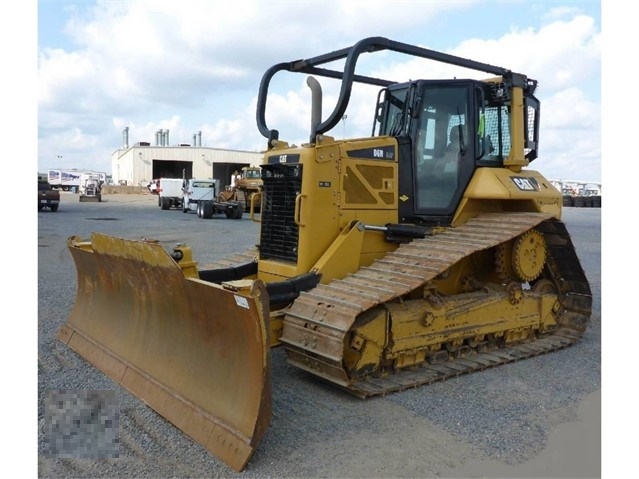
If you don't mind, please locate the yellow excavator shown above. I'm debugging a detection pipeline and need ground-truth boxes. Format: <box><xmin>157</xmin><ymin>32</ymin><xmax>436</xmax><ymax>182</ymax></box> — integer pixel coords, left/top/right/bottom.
<box><xmin>57</xmin><ymin>37</ymin><xmax>591</xmax><ymax>471</ymax></box>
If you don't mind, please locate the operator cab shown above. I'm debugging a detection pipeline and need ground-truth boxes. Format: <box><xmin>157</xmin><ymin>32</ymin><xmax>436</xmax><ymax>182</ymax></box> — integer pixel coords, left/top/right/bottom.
<box><xmin>374</xmin><ymin>79</ymin><xmax>528</xmax><ymax>225</ymax></box>
<box><xmin>243</xmin><ymin>168</ymin><xmax>262</xmax><ymax>179</ymax></box>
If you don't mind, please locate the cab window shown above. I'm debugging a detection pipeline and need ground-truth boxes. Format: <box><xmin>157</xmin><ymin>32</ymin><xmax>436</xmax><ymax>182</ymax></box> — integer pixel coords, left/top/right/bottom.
<box><xmin>414</xmin><ymin>85</ymin><xmax>469</xmax><ymax>210</ymax></box>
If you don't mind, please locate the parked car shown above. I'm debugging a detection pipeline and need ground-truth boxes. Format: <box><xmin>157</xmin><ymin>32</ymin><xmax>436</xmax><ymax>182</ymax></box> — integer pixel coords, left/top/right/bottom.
<box><xmin>38</xmin><ymin>181</ymin><xmax>60</xmax><ymax>212</ymax></box>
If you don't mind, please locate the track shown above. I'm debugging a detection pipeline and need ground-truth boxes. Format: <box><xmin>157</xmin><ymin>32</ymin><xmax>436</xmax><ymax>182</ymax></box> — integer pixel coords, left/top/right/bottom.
<box><xmin>342</xmin><ymin>328</ymin><xmax>581</xmax><ymax>397</ymax></box>
<box><xmin>280</xmin><ymin>212</ymin><xmax>592</xmax><ymax>397</ymax></box>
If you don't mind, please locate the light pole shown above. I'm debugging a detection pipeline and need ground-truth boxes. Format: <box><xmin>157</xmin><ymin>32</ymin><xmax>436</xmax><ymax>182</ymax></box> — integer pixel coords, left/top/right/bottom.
<box><xmin>341</xmin><ymin>114</ymin><xmax>348</xmax><ymax>139</ymax></box>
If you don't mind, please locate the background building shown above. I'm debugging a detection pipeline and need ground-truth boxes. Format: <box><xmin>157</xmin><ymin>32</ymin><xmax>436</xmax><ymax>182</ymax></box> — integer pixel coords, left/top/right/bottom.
<box><xmin>112</xmin><ymin>127</ymin><xmax>262</xmax><ymax>189</ymax></box>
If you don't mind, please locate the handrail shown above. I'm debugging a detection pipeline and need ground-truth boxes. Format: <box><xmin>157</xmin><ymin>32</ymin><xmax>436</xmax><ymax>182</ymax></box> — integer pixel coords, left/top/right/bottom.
<box><xmin>256</xmin><ymin>36</ymin><xmax>525</xmax><ymax>146</ymax></box>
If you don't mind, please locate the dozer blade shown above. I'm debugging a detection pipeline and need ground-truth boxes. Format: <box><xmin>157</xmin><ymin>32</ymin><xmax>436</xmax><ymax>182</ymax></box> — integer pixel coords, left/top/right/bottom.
<box><xmin>57</xmin><ymin>233</ymin><xmax>272</xmax><ymax>472</ymax></box>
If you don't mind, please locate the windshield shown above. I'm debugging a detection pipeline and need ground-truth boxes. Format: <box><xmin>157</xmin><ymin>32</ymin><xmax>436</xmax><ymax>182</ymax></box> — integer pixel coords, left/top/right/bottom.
<box><xmin>244</xmin><ymin>169</ymin><xmax>261</xmax><ymax>179</ymax></box>
<box><xmin>192</xmin><ymin>181</ymin><xmax>215</xmax><ymax>188</ymax></box>
<box><xmin>376</xmin><ymin>88</ymin><xmax>409</xmax><ymax>137</ymax></box>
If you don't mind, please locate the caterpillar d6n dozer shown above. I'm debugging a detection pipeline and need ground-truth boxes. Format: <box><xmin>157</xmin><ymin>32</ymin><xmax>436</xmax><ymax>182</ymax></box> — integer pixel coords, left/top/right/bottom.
<box><xmin>57</xmin><ymin>37</ymin><xmax>592</xmax><ymax>471</ymax></box>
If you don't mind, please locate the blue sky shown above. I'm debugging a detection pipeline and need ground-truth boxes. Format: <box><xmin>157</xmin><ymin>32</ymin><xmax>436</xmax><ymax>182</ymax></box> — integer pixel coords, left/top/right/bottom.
<box><xmin>33</xmin><ymin>0</ymin><xmax>604</xmax><ymax>183</ymax></box>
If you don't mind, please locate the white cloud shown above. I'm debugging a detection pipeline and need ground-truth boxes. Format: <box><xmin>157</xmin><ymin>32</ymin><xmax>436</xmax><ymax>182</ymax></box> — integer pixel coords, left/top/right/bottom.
<box><xmin>37</xmin><ymin>1</ymin><xmax>600</xmax><ymax>182</ymax></box>
<box><xmin>543</xmin><ymin>87</ymin><xmax>600</xmax><ymax>129</ymax></box>
<box><xmin>452</xmin><ymin>15</ymin><xmax>600</xmax><ymax>92</ymax></box>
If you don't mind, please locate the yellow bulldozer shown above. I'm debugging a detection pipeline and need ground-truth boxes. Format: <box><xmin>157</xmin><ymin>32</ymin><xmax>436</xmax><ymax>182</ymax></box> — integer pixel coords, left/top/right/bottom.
<box><xmin>218</xmin><ymin>166</ymin><xmax>263</xmax><ymax>211</ymax></box>
<box><xmin>57</xmin><ymin>37</ymin><xmax>591</xmax><ymax>472</ymax></box>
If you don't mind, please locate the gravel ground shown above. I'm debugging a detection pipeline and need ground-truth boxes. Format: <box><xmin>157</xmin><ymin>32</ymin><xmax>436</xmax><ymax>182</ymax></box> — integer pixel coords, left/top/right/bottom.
<box><xmin>35</xmin><ymin>192</ymin><xmax>601</xmax><ymax>478</ymax></box>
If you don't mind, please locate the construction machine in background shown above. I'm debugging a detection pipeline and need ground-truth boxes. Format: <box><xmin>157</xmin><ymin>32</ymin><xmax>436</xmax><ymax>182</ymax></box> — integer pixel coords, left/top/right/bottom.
<box><xmin>234</xmin><ymin>166</ymin><xmax>263</xmax><ymax>211</ymax></box>
<box><xmin>78</xmin><ymin>173</ymin><xmax>103</xmax><ymax>202</ymax></box>
<box><xmin>218</xmin><ymin>166</ymin><xmax>263</xmax><ymax>212</ymax></box>
<box><xmin>58</xmin><ymin>37</ymin><xmax>591</xmax><ymax>472</ymax></box>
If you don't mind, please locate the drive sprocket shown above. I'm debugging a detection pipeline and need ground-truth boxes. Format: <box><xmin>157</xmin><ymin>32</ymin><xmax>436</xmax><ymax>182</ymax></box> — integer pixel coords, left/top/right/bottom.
<box><xmin>512</xmin><ymin>229</ymin><xmax>547</xmax><ymax>282</ymax></box>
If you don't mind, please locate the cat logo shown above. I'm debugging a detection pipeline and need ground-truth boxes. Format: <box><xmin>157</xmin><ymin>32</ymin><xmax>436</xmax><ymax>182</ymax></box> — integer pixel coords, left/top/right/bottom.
<box><xmin>511</xmin><ymin>176</ymin><xmax>539</xmax><ymax>191</ymax></box>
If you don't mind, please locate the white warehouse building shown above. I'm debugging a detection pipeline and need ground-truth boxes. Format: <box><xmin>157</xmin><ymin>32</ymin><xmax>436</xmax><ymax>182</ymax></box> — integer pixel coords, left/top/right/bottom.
<box><xmin>111</xmin><ymin>127</ymin><xmax>263</xmax><ymax>189</ymax></box>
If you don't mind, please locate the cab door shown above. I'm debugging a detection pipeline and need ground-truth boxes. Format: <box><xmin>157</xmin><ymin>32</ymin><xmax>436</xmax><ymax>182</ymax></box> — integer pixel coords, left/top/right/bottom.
<box><xmin>402</xmin><ymin>81</ymin><xmax>479</xmax><ymax>225</ymax></box>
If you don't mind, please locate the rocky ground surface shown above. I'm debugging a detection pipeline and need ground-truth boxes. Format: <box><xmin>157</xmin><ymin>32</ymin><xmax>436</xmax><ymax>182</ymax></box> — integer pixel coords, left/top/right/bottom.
<box><xmin>35</xmin><ymin>192</ymin><xmax>601</xmax><ymax>478</ymax></box>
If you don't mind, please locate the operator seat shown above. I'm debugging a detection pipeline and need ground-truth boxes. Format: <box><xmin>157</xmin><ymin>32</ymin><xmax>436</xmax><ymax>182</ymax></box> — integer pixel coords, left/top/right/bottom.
<box><xmin>436</xmin><ymin>126</ymin><xmax>463</xmax><ymax>173</ymax></box>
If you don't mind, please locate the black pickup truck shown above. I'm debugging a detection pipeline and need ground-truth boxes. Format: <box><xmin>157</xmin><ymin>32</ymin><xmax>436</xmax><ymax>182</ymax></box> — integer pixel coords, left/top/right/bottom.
<box><xmin>38</xmin><ymin>181</ymin><xmax>60</xmax><ymax>212</ymax></box>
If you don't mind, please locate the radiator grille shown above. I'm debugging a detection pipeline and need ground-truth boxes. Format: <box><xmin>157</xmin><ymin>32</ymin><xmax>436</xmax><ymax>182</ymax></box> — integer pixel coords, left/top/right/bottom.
<box><xmin>259</xmin><ymin>164</ymin><xmax>302</xmax><ymax>262</ymax></box>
